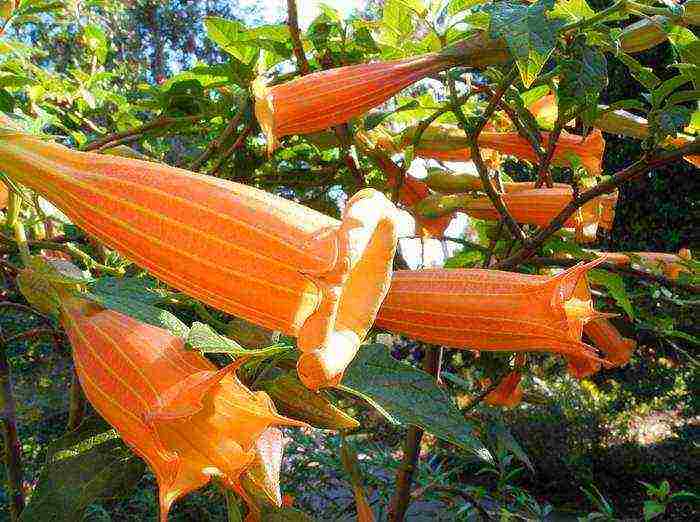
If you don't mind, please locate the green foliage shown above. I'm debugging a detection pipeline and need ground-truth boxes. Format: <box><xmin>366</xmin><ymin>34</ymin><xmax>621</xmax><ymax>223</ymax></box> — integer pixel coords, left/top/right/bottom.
<box><xmin>341</xmin><ymin>344</ymin><xmax>492</xmax><ymax>461</ymax></box>
<box><xmin>486</xmin><ymin>0</ymin><xmax>566</xmax><ymax>87</ymax></box>
<box><xmin>19</xmin><ymin>417</ymin><xmax>146</xmax><ymax>521</ymax></box>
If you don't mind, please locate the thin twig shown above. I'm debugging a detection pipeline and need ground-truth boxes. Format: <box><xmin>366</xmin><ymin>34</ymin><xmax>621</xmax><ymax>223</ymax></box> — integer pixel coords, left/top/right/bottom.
<box><xmin>498</xmin><ymin>141</ymin><xmax>700</xmax><ymax>268</ymax></box>
<box><xmin>388</xmin><ymin>346</ymin><xmax>443</xmax><ymax>521</ymax></box>
<box><xmin>208</xmin><ymin>125</ymin><xmax>252</xmax><ymax>176</ymax></box>
<box><xmin>534</xmin><ymin>119</ymin><xmax>564</xmax><ymax>188</ymax></box>
<box><xmin>286</xmin><ymin>0</ymin><xmax>310</xmax><ymax>76</ymax></box>
<box><xmin>189</xmin><ymin>101</ymin><xmax>248</xmax><ymax>171</ymax></box>
<box><xmin>0</xmin><ymin>333</ymin><xmax>25</xmax><ymax>521</ymax></box>
<box><xmin>82</xmin><ymin>115</ymin><xmax>203</xmax><ymax>152</ymax></box>
<box><xmin>455</xmin><ymin>70</ymin><xmax>527</xmax><ymax>243</ymax></box>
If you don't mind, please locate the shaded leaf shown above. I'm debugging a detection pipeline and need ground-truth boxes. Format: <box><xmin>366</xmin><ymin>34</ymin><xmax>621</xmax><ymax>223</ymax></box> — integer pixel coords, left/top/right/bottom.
<box><xmin>186</xmin><ymin>321</ymin><xmax>287</xmax><ymax>357</ymax></box>
<box><xmin>486</xmin><ymin>0</ymin><xmax>565</xmax><ymax>87</ymax></box>
<box><xmin>588</xmin><ymin>269</ymin><xmax>634</xmax><ymax>319</ymax></box>
<box><xmin>558</xmin><ymin>40</ymin><xmax>607</xmax><ymax>119</ymax></box>
<box><xmin>88</xmin><ymin>277</ymin><xmax>189</xmax><ymax>338</ymax></box>
<box><xmin>340</xmin><ymin>344</ymin><xmax>491</xmax><ymax>461</ymax></box>
<box><xmin>19</xmin><ymin>417</ymin><xmax>145</xmax><ymax>522</ymax></box>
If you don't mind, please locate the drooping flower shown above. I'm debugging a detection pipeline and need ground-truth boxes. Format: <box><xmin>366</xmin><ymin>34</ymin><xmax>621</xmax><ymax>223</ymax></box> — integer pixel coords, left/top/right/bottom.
<box><xmin>58</xmin><ymin>295</ymin><xmax>305</xmax><ymax>522</ymax></box>
<box><xmin>0</xmin><ymin>131</ymin><xmax>401</xmax><ymax>390</ymax></box>
<box><xmin>423</xmin><ymin>169</ymin><xmax>570</xmax><ymax>194</ymax></box>
<box><xmin>584</xmin><ymin>318</ymin><xmax>636</xmax><ymax>368</ymax></box>
<box><xmin>602</xmin><ymin>249</ymin><xmax>692</xmax><ymax>280</ymax></box>
<box><xmin>484</xmin><ymin>371</ymin><xmax>524</xmax><ymax>408</ymax></box>
<box><xmin>241</xmin><ymin>427</ymin><xmax>287</xmax><ymax>515</ymax></box>
<box><xmin>254</xmin><ymin>35</ymin><xmax>509</xmax><ymax>152</ymax></box>
<box><xmin>375</xmin><ymin>258</ymin><xmax>609</xmax><ymax>359</ymax></box>
<box><xmin>404</xmin><ymin>124</ymin><xmax>605</xmax><ymax>176</ymax></box>
<box><xmin>254</xmin><ymin>55</ymin><xmax>451</xmax><ymax>153</ymax></box>
<box><xmin>415</xmin><ymin>187</ymin><xmax>611</xmax><ymax>243</ymax></box>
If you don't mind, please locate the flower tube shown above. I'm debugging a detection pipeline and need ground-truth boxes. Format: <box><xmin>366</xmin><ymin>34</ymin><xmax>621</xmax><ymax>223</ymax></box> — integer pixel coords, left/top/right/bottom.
<box><xmin>0</xmin><ymin>131</ymin><xmax>400</xmax><ymax>389</ymax></box>
<box><xmin>254</xmin><ymin>34</ymin><xmax>509</xmax><ymax>152</ymax></box>
<box><xmin>403</xmin><ymin>124</ymin><xmax>605</xmax><ymax>176</ymax></box>
<box><xmin>375</xmin><ymin>258</ymin><xmax>609</xmax><ymax>359</ymax></box>
<box><xmin>58</xmin><ymin>295</ymin><xmax>305</xmax><ymax>522</ymax></box>
<box><xmin>484</xmin><ymin>371</ymin><xmax>524</xmax><ymax>408</ymax></box>
<box><xmin>584</xmin><ymin>318</ymin><xmax>636</xmax><ymax>368</ymax></box>
<box><xmin>602</xmin><ymin>249</ymin><xmax>692</xmax><ymax>280</ymax></box>
<box><xmin>415</xmin><ymin>187</ymin><xmax>606</xmax><ymax>242</ymax></box>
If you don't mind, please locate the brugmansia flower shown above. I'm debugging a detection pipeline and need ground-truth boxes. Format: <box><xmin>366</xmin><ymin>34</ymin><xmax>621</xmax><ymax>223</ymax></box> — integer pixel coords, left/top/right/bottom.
<box><xmin>415</xmin><ymin>187</ymin><xmax>613</xmax><ymax>243</ymax></box>
<box><xmin>484</xmin><ymin>371</ymin><xmax>524</xmax><ymax>408</ymax></box>
<box><xmin>58</xmin><ymin>295</ymin><xmax>305</xmax><ymax>522</ymax></box>
<box><xmin>404</xmin><ymin>125</ymin><xmax>605</xmax><ymax>176</ymax></box>
<box><xmin>584</xmin><ymin>318</ymin><xmax>636</xmax><ymax>368</ymax></box>
<box><xmin>254</xmin><ymin>35</ymin><xmax>509</xmax><ymax>152</ymax></box>
<box><xmin>602</xmin><ymin>249</ymin><xmax>692</xmax><ymax>280</ymax></box>
<box><xmin>0</xmin><ymin>131</ymin><xmax>400</xmax><ymax>390</ymax></box>
<box><xmin>422</xmin><ymin>169</ymin><xmax>570</xmax><ymax>194</ymax></box>
<box><xmin>375</xmin><ymin>258</ymin><xmax>609</xmax><ymax>359</ymax></box>
<box><xmin>241</xmin><ymin>427</ymin><xmax>287</xmax><ymax>511</ymax></box>
<box><xmin>254</xmin><ymin>54</ymin><xmax>451</xmax><ymax>153</ymax></box>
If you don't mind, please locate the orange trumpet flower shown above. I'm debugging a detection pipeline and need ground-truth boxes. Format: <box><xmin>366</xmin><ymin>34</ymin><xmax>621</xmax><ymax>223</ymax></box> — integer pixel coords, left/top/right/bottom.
<box><xmin>58</xmin><ymin>295</ymin><xmax>304</xmax><ymax>522</ymax></box>
<box><xmin>422</xmin><ymin>169</ymin><xmax>570</xmax><ymax>194</ymax></box>
<box><xmin>602</xmin><ymin>249</ymin><xmax>692</xmax><ymax>280</ymax></box>
<box><xmin>484</xmin><ymin>371</ymin><xmax>524</xmax><ymax>408</ymax></box>
<box><xmin>404</xmin><ymin>124</ymin><xmax>605</xmax><ymax>176</ymax></box>
<box><xmin>0</xmin><ymin>131</ymin><xmax>400</xmax><ymax>390</ymax></box>
<box><xmin>415</xmin><ymin>187</ymin><xmax>611</xmax><ymax>242</ymax></box>
<box><xmin>254</xmin><ymin>36</ymin><xmax>508</xmax><ymax>152</ymax></box>
<box><xmin>584</xmin><ymin>318</ymin><xmax>636</xmax><ymax>368</ymax></box>
<box><xmin>375</xmin><ymin>258</ymin><xmax>609</xmax><ymax>360</ymax></box>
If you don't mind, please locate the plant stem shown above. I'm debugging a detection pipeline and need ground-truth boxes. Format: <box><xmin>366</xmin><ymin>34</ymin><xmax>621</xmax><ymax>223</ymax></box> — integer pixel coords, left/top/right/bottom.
<box><xmin>66</xmin><ymin>368</ymin><xmax>87</xmax><ymax>432</ymax></box>
<box><xmin>388</xmin><ymin>346</ymin><xmax>443</xmax><ymax>521</ymax></box>
<box><xmin>0</xmin><ymin>341</ymin><xmax>25</xmax><ymax>521</ymax></box>
<box><xmin>225</xmin><ymin>489</ymin><xmax>244</xmax><ymax>522</ymax></box>
<box><xmin>286</xmin><ymin>0</ymin><xmax>310</xmax><ymax>76</ymax></box>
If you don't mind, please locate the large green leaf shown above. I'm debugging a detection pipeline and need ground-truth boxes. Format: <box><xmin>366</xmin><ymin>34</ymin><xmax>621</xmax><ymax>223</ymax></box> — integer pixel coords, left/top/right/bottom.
<box><xmin>205</xmin><ymin>17</ymin><xmax>291</xmax><ymax>66</ymax></box>
<box><xmin>549</xmin><ymin>0</ymin><xmax>594</xmax><ymax>23</ymax></box>
<box><xmin>19</xmin><ymin>417</ymin><xmax>146</xmax><ymax>522</ymax></box>
<box><xmin>186</xmin><ymin>321</ymin><xmax>288</xmax><ymax>358</ymax></box>
<box><xmin>340</xmin><ymin>344</ymin><xmax>492</xmax><ymax>462</ymax></box>
<box><xmin>588</xmin><ymin>269</ymin><xmax>634</xmax><ymax>320</ymax></box>
<box><xmin>88</xmin><ymin>277</ymin><xmax>189</xmax><ymax>337</ymax></box>
<box><xmin>486</xmin><ymin>0</ymin><xmax>565</xmax><ymax>87</ymax></box>
<box><xmin>558</xmin><ymin>40</ymin><xmax>607</xmax><ymax>120</ymax></box>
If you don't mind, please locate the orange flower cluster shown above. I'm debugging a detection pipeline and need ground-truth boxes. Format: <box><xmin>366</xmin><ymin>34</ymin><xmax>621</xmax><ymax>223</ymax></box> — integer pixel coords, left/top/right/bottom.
<box><xmin>603</xmin><ymin>249</ymin><xmax>692</xmax><ymax>280</ymax></box>
<box><xmin>58</xmin><ymin>295</ymin><xmax>304</xmax><ymax>521</ymax></box>
<box><xmin>0</xmin><ymin>131</ymin><xmax>400</xmax><ymax>390</ymax></box>
<box><xmin>403</xmin><ymin>124</ymin><xmax>605</xmax><ymax>176</ymax></box>
<box><xmin>376</xmin><ymin>258</ymin><xmax>608</xmax><ymax>361</ymax></box>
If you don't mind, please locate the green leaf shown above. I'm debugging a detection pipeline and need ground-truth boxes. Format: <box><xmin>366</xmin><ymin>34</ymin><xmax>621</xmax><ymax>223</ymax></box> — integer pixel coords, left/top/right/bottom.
<box><xmin>649</xmin><ymin>105</ymin><xmax>691</xmax><ymax>138</ymax></box>
<box><xmin>379</xmin><ymin>0</ymin><xmax>418</xmax><ymax>52</ymax></box>
<box><xmin>489</xmin><ymin>420</ymin><xmax>534</xmax><ymax>473</ymax></box>
<box><xmin>617</xmin><ymin>53</ymin><xmax>661</xmax><ymax>90</ymax></box>
<box><xmin>19</xmin><ymin>417</ymin><xmax>145</xmax><ymax>522</ymax></box>
<box><xmin>643</xmin><ymin>500</ymin><xmax>666</xmax><ymax>520</ymax></box>
<box><xmin>340</xmin><ymin>344</ymin><xmax>492</xmax><ymax>461</ymax></box>
<box><xmin>486</xmin><ymin>0</ymin><xmax>565</xmax><ymax>87</ymax></box>
<box><xmin>363</xmin><ymin>100</ymin><xmax>419</xmax><ymax>130</ymax></box>
<box><xmin>205</xmin><ymin>18</ymin><xmax>291</xmax><ymax>66</ymax></box>
<box><xmin>447</xmin><ymin>0</ymin><xmax>484</xmax><ymax>16</ymax></box>
<box><xmin>444</xmin><ymin>249</ymin><xmax>483</xmax><ymax>268</ymax></box>
<box><xmin>83</xmin><ymin>24</ymin><xmax>108</xmax><ymax>64</ymax></box>
<box><xmin>262</xmin><ymin>506</ymin><xmax>315</xmax><ymax>521</ymax></box>
<box><xmin>549</xmin><ymin>0</ymin><xmax>595</xmax><ymax>24</ymax></box>
<box><xmin>88</xmin><ymin>277</ymin><xmax>189</xmax><ymax>338</ymax></box>
<box><xmin>666</xmin><ymin>25</ymin><xmax>700</xmax><ymax>68</ymax></box>
<box><xmin>186</xmin><ymin>322</ymin><xmax>287</xmax><ymax>357</ymax></box>
<box><xmin>558</xmin><ymin>40</ymin><xmax>607</xmax><ymax>119</ymax></box>
<box><xmin>588</xmin><ymin>269</ymin><xmax>634</xmax><ymax>319</ymax></box>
